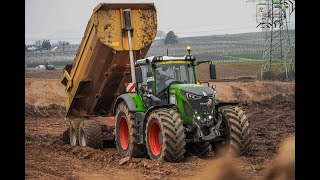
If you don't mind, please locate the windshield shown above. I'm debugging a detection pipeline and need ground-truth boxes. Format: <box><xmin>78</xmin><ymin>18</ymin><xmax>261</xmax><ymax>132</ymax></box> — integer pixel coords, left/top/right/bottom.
<box><xmin>155</xmin><ymin>63</ymin><xmax>195</xmax><ymax>94</ymax></box>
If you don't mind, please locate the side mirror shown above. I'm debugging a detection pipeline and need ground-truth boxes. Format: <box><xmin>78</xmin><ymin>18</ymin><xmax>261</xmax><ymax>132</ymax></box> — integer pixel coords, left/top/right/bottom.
<box><xmin>135</xmin><ymin>67</ymin><xmax>143</xmax><ymax>83</ymax></box>
<box><xmin>209</xmin><ymin>64</ymin><xmax>216</xmax><ymax>79</ymax></box>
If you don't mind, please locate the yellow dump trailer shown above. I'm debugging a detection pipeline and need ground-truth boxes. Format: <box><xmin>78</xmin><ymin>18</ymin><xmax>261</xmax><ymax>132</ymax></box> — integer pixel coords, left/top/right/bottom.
<box><xmin>61</xmin><ymin>3</ymin><xmax>157</xmax><ymax>118</ymax></box>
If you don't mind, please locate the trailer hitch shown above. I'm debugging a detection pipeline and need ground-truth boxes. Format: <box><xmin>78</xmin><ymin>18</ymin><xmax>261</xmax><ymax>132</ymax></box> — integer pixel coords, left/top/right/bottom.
<box><xmin>194</xmin><ymin>114</ymin><xmax>222</xmax><ymax>141</ymax></box>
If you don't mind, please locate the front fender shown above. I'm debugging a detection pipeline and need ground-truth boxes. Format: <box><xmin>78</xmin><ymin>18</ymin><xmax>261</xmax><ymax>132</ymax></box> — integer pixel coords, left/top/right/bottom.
<box><xmin>113</xmin><ymin>93</ymin><xmax>147</xmax><ymax>114</ymax></box>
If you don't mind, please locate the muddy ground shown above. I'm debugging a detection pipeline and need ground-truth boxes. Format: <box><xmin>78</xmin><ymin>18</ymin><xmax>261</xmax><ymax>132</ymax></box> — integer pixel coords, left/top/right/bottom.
<box><xmin>25</xmin><ymin>68</ymin><xmax>295</xmax><ymax>180</ymax></box>
<box><xmin>25</xmin><ymin>94</ymin><xmax>294</xmax><ymax>180</ymax></box>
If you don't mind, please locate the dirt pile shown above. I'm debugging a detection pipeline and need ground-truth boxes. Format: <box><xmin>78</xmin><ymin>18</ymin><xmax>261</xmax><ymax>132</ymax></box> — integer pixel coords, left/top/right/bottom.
<box><xmin>25</xmin><ymin>103</ymin><xmax>65</xmax><ymax>118</ymax></box>
<box><xmin>212</xmin><ymin>81</ymin><xmax>295</xmax><ymax>103</ymax></box>
<box><xmin>187</xmin><ymin>153</ymin><xmax>247</xmax><ymax>180</ymax></box>
<box><xmin>25</xmin><ymin>78</ymin><xmax>65</xmax><ymax>106</ymax></box>
<box><xmin>263</xmin><ymin>136</ymin><xmax>295</xmax><ymax>180</ymax></box>
<box><xmin>25</xmin><ymin>78</ymin><xmax>295</xmax><ymax>106</ymax></box>
<box><xmin>258</xmin><ymin>70</ymin><xmax>295</xmax><ymax>82</ymax></box>
<box><xmin>189</xmin><ymin>136</ymin><xmax>294</xmax><ymax>180</ymax></box>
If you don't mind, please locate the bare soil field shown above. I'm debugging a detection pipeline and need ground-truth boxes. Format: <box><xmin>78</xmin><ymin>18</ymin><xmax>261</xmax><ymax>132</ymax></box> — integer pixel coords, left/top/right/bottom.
<box><xmin>25</xmin><ymin>78</ymin><xmax>294</xmax><ymax>107</ymax></box>
<box><xmin>25</xmin><ymin>69</ymin><xmax>63</xmax><ymax>79</ymax></box>
<box><xmin>25</xmin><ymin>79</ymin><xmax>65</xmax><ymax>106</ymax></box>
<box><xmin>25</xmin><ymin>62</ymin><xmax>262</xmax><ymax>81</ymax></box>
<box><xmin>197</xmin><ymin>61</ymin><xmax>262</xmax><ymax>81</ymax></box>
<box><xmin>25</xmin><ymin>68</ymin><xmax>295</xmax><ymax>180</ymax></box>
<box><xmin>25</xmin><ymin>94</ymin><xmax>294</xmax><ymax>180</ymax></box>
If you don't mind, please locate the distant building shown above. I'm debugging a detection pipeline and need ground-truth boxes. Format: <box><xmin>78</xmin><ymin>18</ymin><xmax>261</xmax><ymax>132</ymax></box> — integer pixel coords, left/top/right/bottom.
<box><xmin>50</xmin><ymin>46</ymin><xmax>59</xmax><ymax>52</ymax></box>
<box><xmin>26</xmin><ymin>45</ymin><xmax>39</xmax><ymax>51</ymax></box>
<box><xmin>36</xmin><ymin>65</ymin><xmax>46</xmax><ymax>69</ymax></box>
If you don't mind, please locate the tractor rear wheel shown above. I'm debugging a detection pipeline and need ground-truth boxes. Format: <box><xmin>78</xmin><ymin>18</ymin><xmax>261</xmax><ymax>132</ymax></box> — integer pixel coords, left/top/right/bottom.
<box><xmin>115</xmin><ymin>102</ymin><xmax>145</xmax><ymax>157</ymax></box>
<box><xmin>69</xmin><ymin>119</ymin><xmax>81</xmax><ymax>146</ymax></box>
<box><xmin>78</xmin><ymin>120</ymin><xmax>103</xmax><ymax>149</ymax></box>
<box><xmin>215</xmin><ymin>106</ymin><xmax>252</xmax><ymax>156</ymax></box>
<box><xmin>145</xmin><ymin>108</ymin><xmax>186</xmax><ymax>162</ymax></box>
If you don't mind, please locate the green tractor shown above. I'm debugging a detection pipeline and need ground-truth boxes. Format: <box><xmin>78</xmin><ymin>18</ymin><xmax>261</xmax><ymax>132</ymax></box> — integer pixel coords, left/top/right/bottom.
<box><xmin>113</xmin><ymin>53</ymin><xmax>252</xmax><ymax>162</ymax></box>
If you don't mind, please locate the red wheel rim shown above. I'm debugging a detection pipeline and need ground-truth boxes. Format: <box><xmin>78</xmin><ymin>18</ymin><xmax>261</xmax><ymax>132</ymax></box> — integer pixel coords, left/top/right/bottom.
<box><xmin>119</xmin><ymin>115</ymin><xmax>130</xmax><ymax>150</ymax></box>
<box><xmin>149</xmin><ymin>120</ymin><xmax>162</xmax><ymax>156</ymax></box>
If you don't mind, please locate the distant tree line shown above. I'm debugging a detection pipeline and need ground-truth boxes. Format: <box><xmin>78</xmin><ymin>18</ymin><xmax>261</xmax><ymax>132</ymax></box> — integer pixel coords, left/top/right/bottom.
<box><xmin>25</xmin><ymin>39</ymin><xmax>70</xmax><ymax>52</ymax></box>
<box><xmin>157</xmin><ymin>30</ymin><xmax>179</xmax><ymax>45</ymax></box>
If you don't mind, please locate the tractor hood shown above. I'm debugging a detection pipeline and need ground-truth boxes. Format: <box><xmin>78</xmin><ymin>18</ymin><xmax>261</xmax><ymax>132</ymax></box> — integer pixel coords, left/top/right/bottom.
<box><xmin>170</xmin><ymin>84</ymin><xmax>215</xmax><ymax>97</ymax></box>
<box><xmin>169</xmin><ymin>84</ymin><xmax>216</xmax><ymax>123</ymax></box>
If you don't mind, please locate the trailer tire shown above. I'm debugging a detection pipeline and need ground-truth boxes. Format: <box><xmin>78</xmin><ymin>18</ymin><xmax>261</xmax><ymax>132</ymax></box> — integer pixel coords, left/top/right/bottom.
<box><xmin>145</xmin><ymin>108</ymin><xmax>186</xmax><ymax>162</ymax></box>
<box><xmin>61</xmin><ymin>129</ymin><xmax>70</xmax><ymax>144</ymax></box>
<box><xmin>115</xmin><ymin>102</ymin><xmax>146</xmax><ymax>157</ymax></box>
<box><xmin>78</xmin><ymin>120</ymin><xmax>103</xmax><ymax>149</ymax></box>
<box><xmin>216</xmin><ymin>106</ymin><xmax>252</xmax><ymax>156</ymax></box>
<box><xmin>69</xmin><ymin>119</ymin><xmax>81</xmax><ymax>146</ymax></box>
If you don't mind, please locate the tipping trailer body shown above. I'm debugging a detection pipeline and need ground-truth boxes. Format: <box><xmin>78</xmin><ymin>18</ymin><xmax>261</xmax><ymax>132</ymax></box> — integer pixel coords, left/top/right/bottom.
<box><xmin>61</xmin><ymin>3</ymin><xmax>157</xmax><ymax>118</ymax></box>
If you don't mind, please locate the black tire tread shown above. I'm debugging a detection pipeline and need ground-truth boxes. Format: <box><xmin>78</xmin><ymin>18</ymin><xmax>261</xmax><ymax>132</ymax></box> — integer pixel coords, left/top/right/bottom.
<box><xmin>146</xmin><ymin>108</ymin><xmax>186</xmax><ymax>162</ymax></box>
<box><xmin>219</xmin><ymin>106</ymin><xmax>252</xmax><ymax>156</ymax></box>
<box><xmin>69</xmin><ymin>119</ymin><xmax>81</xmax><ymax>146</ymax></box>
<box><xmin>115</xmin><ymin>102</ymin><xmax>146</xmax><ymax>157</ymax></box>
<box><xmin>81</xmin><ymin>120</ymin><xmax>103</xmax><ymax>149</ymax></box>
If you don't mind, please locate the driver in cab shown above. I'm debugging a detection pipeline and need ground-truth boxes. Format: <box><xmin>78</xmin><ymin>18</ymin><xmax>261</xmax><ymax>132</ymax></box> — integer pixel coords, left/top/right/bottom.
<box><xmin>155</xmin><ymin>66</ymin><xmax>174</xmax><ymax>94</ymax></box>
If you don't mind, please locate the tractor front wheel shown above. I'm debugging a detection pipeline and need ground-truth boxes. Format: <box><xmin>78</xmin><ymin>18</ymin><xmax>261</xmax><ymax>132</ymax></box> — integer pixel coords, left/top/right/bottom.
<box><xmin>145</xmin><ymin>108</ymin><xmax>186</xmax><ymax>162</ymax></box>
<box><xmin>215</xmin><ymin>106</ymin><xmax>252</xmax><ymax>156</ymax></box>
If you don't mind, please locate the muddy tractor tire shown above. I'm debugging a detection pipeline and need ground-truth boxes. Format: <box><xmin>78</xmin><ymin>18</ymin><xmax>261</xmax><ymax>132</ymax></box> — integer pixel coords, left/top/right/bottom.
<box><xmin>215</xmin><ymin>106</ymin><xmax>252</xmax><ymax>156</ymax></box>
<box><xmin>78</xmin><ymin>120</ymin><xmax>103</xmax><ymax>149</ymax></box>
<box><xmin>145</xmin><ymin>108</ymin><xmax>186</xmax><ymax>162</ymax></box>
<box><xmin>69</xmin><ymin>119</ymin><xmax>81</xmax><ymax>146</ymax></box>
<box><xmin>115</xmin><ymin>102</ymin><xmax>146</xmax><ymax>157</ymax></box>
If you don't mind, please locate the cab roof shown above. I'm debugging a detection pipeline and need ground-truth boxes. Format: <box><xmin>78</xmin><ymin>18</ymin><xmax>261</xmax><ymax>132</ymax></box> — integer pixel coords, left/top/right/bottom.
<box><xmin>135</xmin><ymin>55</ymin><xmax>192</xmax><ymax>65</ymax></box>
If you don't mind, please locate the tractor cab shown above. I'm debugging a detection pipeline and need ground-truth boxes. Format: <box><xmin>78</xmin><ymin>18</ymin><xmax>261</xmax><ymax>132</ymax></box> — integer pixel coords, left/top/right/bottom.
<box><xmin>136</xmin><ymin>55</ymin><xmax>197</xmax><ymax>96</ymax></box>
<box><xmin>135</xmin><ymin>53</ymin><xmax>218</xmax><ymax>124</ymax></box>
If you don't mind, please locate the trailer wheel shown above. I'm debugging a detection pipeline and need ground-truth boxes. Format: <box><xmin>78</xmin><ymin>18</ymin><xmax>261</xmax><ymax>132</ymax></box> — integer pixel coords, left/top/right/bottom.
<box><xmin>61</xmin><ymin>129</ymin><xmax>70</xmax><ymax>144</ymax></box>
<box><xmin>145</xmin><ymin>108</ymin><xmax>186</xmax><ymax>162</ymax></box>
<box><xmin>115</xmin><ymin>102</ymin><xmax>145</xmax><ymax>157</ymax></box>
<box><xmin>69</xmin><ymin>119</ymin><xmax>81</xmax><ymax>146</ymax></box>
<box><xmin>216</xmin><ymin>106</ymin><xmax>252</xmax><ymax>156</ymax></box>
<box><xmin>78</xmin><ymin>120</ymin><xmax>103</xmax><ymax>149</ymax></box>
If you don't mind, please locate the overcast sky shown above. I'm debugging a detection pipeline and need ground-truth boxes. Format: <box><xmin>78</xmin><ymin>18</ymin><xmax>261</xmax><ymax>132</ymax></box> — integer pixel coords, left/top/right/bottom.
<box><xmin>25</xmin><ymin>0</ymin><xmax>295</xmax><ymax>44</ymax></box>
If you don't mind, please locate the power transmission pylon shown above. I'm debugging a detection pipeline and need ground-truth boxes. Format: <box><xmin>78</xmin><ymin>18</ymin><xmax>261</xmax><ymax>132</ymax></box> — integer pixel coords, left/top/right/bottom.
<box><xmin>260</xmin><ymin>0</ymin><xmax>294</xmax><ymax>80</ymax></box>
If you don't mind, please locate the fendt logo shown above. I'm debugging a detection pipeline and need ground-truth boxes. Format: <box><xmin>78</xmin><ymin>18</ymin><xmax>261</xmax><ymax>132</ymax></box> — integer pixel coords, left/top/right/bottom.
<box><xmin>202</xmin><ymin>91</ymin><xmax>207</xmax><ymax>97</ymax></box>
<box><xmin>186</xmin><ymin>92</ymin><xmax>201</xmax><ymax>99</ymax></box>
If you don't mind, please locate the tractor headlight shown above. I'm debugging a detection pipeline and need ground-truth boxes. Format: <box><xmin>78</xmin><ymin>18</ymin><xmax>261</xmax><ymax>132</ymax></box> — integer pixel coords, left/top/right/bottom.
<box><xmin>169</xmin><ymin>95</ymin><xmax>176</xmax><ymax>104</ymax></box>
